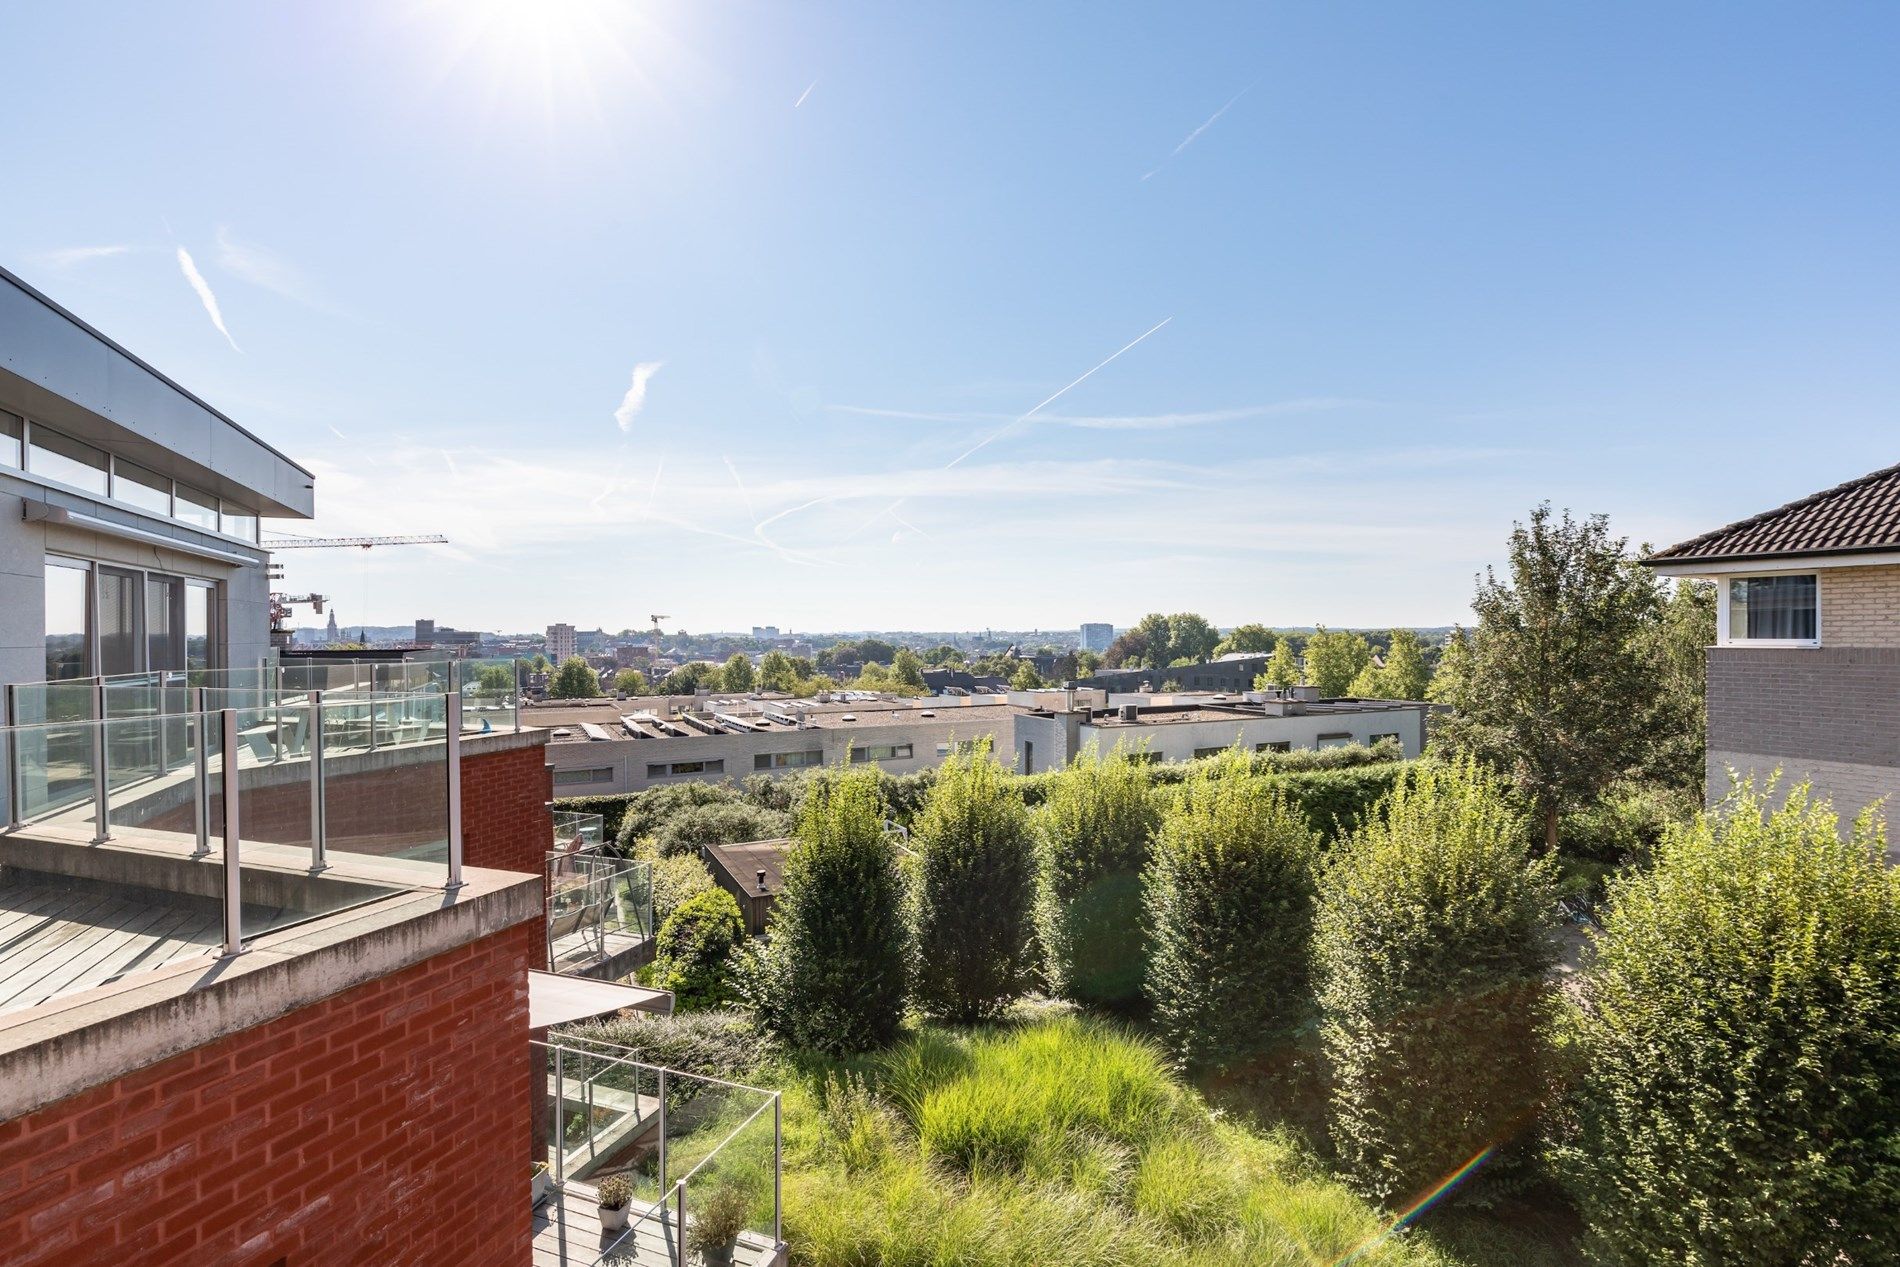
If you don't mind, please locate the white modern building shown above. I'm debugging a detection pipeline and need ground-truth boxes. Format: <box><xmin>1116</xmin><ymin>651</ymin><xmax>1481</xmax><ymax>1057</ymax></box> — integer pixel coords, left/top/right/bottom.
<box><xmin>0</xmin><ymin>266</ymin><xmax>314</xmax><ymax>685</ymax></box>
<box><xmin>546</xmin><ymin>623</ymin><xmax>578</xmax><ymax>663</ymax></box>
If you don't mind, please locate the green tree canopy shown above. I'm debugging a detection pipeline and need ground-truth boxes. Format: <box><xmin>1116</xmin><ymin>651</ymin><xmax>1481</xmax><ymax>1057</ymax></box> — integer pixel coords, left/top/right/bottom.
<box><xmin>1426</xmin><ymin>627</ymin><xmax>1472</xmax><ymax>704</ymax></box>
<box><xmin>1009</xmin><ymin>661</ymin><xmax>1046</xmax><ymax>690</ymax></box>
<box><xmin>611</xmin><ymin>668</ymin><xmax>649</xmax><ymax>696</ymax></box>
<box><xmin>548</xmin><ymin>656</ymin><xmax>601</xmax><ymax>699</ymax></box>
<box><xmin>912</xmin><ymin>739</ymin><xmax>1037</xmax><ymax>1022</ymax></box>
<box><xmin>1212</xmin><ymin>622</ymin><xmax>1276</xmax><ymax>656</ymax></box>
<box><xmin>662</xmin><ymin>661</ymin><xmax>722</xmax><ymax>694</ymax></box>
<box><xmin>1429</xmin><ymin>504</ymin><xmax>1667</xmax><ymax>851</ymax></box>
<box><xmin>1560</xmin><ymin>782</ymin><xmax>1900</xmax><ymax>1263</ymax></box>
<box><xmin>652</xmin><ymin>888</ymin><xmax>746</xmax><ymax>1010</ymax></box>
<box><xmin>891</xmin><ymin>647</ymin><xmax>926</xmax><ymax>689</ymax></box>
<box><xmin>1302</xmin><ymin>627</ymin><xmax>1372</xmax><ymax>697</ymax></box>
<box><xmin>1165</xmin><ymin>612</ymin><xmax>1220</xmax><ymax>665</ymax></box>
<box><xmin>721</xmin><ymin>652</ymin><xmax>756</xmax><ymax>693</ymax></box>
<box><xmin>758</xmin><ymin>649</ymin><xmax>796</xmax><ymax>692</ymax></box>
<box><xmin>1258</xmin><ymin>637</ymin><xmax>1301</xmax><ymax>690</ymax></box>
<box><xmin>922</xmin><ymin>644</ymin><xmax>965</xmax><ymax>666</ymax></box>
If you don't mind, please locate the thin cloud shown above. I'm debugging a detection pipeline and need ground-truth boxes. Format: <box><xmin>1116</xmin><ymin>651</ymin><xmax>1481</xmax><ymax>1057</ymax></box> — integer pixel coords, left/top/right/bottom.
<box><xmin>1143</xmin><ymin>81</ymin><xmax>1254</xmax><ymax>181</ymax></box>
<box><xmin>31</xmin><ymin>245</ymin><xmax>132</xmax><ymax>269</ymax></box>
<box><xmin>215</xmin><ymin>227</ymin><xmax>310</xmax><ymax>303</ymax></box>
<box><xmin>175</xmin><ymin>247</ymin><xmax>240</xmax><ymax>352</ymax></box>
<box><xmin>829</xmin><ymin>398</ymin><xmax>1369</xmax><ymax>431</ymax></box>
<box><xmin>794</xmin><ymin>78</ymin><xmax>818</xmax><ymax>108</ymax></box>
<box><xmin>614</xmin><ymin>361</ymin><xmax>665</xmax><ymax>432</ymax></box>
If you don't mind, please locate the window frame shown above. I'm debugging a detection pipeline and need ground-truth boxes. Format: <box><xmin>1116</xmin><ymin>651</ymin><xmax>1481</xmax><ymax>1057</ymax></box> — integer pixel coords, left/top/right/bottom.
<box><xmin>1717</xmin><ymin>570</ymin><xmax>1822</xmax><ymax>648</ymax></box>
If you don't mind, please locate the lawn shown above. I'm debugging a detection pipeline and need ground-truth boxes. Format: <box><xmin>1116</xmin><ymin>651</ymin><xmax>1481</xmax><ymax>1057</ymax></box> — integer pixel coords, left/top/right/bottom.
<box><xmin>747</xmin><ymin>1011</ymin><xmax>1577</xmax><ymax>1267</ymax></box>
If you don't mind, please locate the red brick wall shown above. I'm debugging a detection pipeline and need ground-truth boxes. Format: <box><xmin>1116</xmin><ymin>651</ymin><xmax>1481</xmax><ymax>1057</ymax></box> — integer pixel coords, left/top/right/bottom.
<box><xmin>0</xmin><ymin>920</ymin><xmax>538</xmax><ymax>1267</ymax></box>
<box><xmin>462</xmin><ymin>743</ymin><xmax>553</xmax><ymax>877</ymax></box>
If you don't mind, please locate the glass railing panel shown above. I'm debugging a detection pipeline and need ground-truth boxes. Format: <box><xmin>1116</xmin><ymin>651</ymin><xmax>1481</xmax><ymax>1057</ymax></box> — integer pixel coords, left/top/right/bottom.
<box><xmin>311</xmin><ymin>692</ymin><xmax>449</xmax><ymax>864</ymax></box>
<box><xmin>680</xmin><ymin>1093</ymin><xmax>780</xmax><ymax>1264</ymax></box>
<box><xmin>12</xmin><ymin>716</ymin><xmax>99</xmax><ymax>827</ymax></box>
<box><xmin>541</xmin><ymin>1045</ymin><xmax>667</xmax><ymax>1202</ymax></box>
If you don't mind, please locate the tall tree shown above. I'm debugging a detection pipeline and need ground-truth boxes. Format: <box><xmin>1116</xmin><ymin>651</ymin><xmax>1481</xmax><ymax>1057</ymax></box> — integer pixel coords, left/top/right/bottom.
<box><xmin>548</xmin><ymin>656</ymin><xmax>601</xmax><ymax>699</ymax></box>
<box><xmin>662</xmin><ymin>661</ymin><xmax>721</xmax><ymax>694</ymax></box>
<box><xmin>757</xmin><ymin>649</ymin><xmax>795</xmax><ymax>692</ymax></box>
<box><xmin>912</xmin><ymin>740</ymin><xmax>1037</xmax><ymax>1022</ymax></box>
<box><xmin>1303</xmin><ymin>627</ymin><xmax>1372</xmax><ymax>697</ymax></box>
<box><xmin>611</xmin><ymin>668</ymin><xmax>648</xmax><ymax>696</ymax></box>
<box><xmin>1165</xmin><ymin>612</ymin><xmax>1220</xmax><ymax>665</ymax></box>
<box><xmin>1634</xmin><ymin>578</ymin><xmax>1716</xmax><ymax>796</ymax></box>
<box><xmin>1101</xmin><ymin>629</ymin><xmax>1150</xmax><ymax>670</ymax></box>
<box><xmin>1432</xmin><ymin>504</ymin><xmax>1665</xmax><ymax>852</ymax></box>
<box><xmin>1009</xmin><ymin>660</ymin><xmax>1045</xmax><ymax>690</ymax></box>
<box><xmin>1426</xmin><ymin>627</ymin><xmax>1473</xmax><ymax>704</ymax></box>
<box><xmin>1259</xmin><ymin>636</ymin><xmax>1302</xmax><ymax>689</ymax></box>
<box><xmin>1212</xmin><ymin>622</ymin><xmax>1277</xmax><ymax>657</ymax></box>
<box><xmin>1378</xmin><ymin>629</ymin><xmax>1430</xmax><ymax>699</ymax></box>
<box><xmin>891</xmin><ymin>646</ymin><xmax>926</xmax><ymax>689</ymax></box>
<box><xmin>720</xmin><ymin>653</ymin><xmax>756</xmax><ymax>693</ymax></box>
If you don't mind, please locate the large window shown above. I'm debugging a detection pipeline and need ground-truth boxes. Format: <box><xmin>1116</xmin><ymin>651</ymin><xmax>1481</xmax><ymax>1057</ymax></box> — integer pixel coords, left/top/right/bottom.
<box><xmin>553</xmin><ymin>767</ymin><xmax>615</xmax><ymax>787</ymax></box>
<box><xmin>28</xmin><ymin>426</ymin><xmax>108</xmax><ymax>495</ymax></box>
<box><xmin>174</xmin><ymin>483</ymin><xmax>219</xmax><ymax>531</ymax></box>
<box><xmin>146</xmin><ymin>576</ymin><xmax>184</xmax><ymax>671</ymax></box>
<box><xmin>754</xmin><ymin>750</ymin><xmax>822</xmax><ymax>770</ymax></box>
<box><xmin>1725</xmin><ymin>574</ymin><xmax>1818</xmax><ymax>644</ymax></box>
<box><xmin>44</xmin><ymin>562</ymin><xmax>89</xmax><ymax>680</ymax></box>
<box><xmin>97</xmin><ymin>567</ymin><xmax>141</xmax><ymax>677</ymax></box>
<box><xmin>849</xmin><ymin>743</ymin><xmax>914</xmax><ymax>764</ymax></box>
<box><xmin>112</xmin><ymin>460</ymin><xmax>174</xmax><ymax>516</ymax></box>
<box><xmin>0</xmin><ymin>410</ymin><xmax>20</xmax><ymax>469</ymax></box>
<box><xmin>185</xmin><ymin>583</ymin><xmax>213</xmax><ymax>671</ymax></box>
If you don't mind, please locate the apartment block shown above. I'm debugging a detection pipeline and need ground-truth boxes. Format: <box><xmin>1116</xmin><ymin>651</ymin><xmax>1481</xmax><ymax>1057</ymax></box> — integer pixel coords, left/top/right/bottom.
<box><xmin>1647</xmin><ymin>461</ymin><xmax>1900</xmax><ymax>862</ymax></box>
<box><xmin>545</xmin><ymin>623</ymin><xmax>578</xmax><ymax>663</ymax></box>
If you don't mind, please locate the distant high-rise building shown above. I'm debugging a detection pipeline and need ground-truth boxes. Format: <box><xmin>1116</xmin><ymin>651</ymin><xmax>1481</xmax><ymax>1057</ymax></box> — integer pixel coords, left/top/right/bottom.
<box><xmin>546</xmin><ymin>622</ymin><xmax>578</xmax><ymax>662</ymax></box>
<box><xmin>751</xmin><ymin>625</ymin><xmax>780</xmax><ymax>639</ymax></box>
<box><xmin>415</xmin><ymin>618</ymin><xmax>436</xmax><ymax>644</ymax></box>
<box><xmin>1079</xmin><ymin>622</ymin><xmax>1114</xmax><ymax>653</ymax></box>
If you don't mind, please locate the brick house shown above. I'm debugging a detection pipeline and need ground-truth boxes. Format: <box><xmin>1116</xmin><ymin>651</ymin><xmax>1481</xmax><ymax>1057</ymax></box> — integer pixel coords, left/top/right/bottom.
<box><xmin>1647</xmin><ymin>462</ymin><xmax>1900</xmax><ymax>861</ymax></box>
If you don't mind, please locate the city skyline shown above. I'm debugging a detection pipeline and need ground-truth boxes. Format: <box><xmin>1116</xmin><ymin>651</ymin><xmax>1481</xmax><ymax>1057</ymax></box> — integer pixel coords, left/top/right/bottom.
<box><xmin>5</xmin><ymin>2</ymin><xmax>1900</xmax><ymax>629</ymax></box>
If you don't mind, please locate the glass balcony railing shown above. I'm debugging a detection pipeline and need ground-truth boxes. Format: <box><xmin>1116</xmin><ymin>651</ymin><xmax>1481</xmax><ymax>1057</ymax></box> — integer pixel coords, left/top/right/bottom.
<box><xmin>0</xmin><ymin>686</ymin><xmax>470</xmax><ymax>1016</ymax></box>
<box><xmin>533</xmin><ymin>1039</ymin><xmax>783</xmax><ymax>1267</ymax></box>
<box><xmin>546</xmin><ymin>821</ymin><xmax>654</xmax><ymax>974</ymax></box>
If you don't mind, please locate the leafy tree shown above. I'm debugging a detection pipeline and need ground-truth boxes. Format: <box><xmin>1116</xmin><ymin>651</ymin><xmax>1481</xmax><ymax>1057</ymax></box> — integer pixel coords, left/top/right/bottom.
<box><xmin>1034</xmin><ymin>745</ymin><xmax>1160</xmax><ymax>1010</ymax></box>
<box><xmin>1165</xmin><ymin>612</ymin><xmax>1220</xmax><ymax>666</ymax></box>
<box><xmin>721</xmin><ymin>653</ymin><xmax>756</xmax><ymax>693</ymax></box>
<box><xmin>858</xmin><ymin>638</ymin><xmax>897</xmax><ymax>666</ymax></box>
<box><xmin>548</xmin><ymin>656</ymin><xmax>601</xmax><ymax>699</ymax></box>
<box><xmin>1128</xmin><ymin>612</ymin><xmax>1173</xmax><ymax>668</ymax></box>
<box><xmin>1558</xmin><ymin>782</ymin><xmax>1900</xmax><ymax>1264</ymax></box>
<box><xmin>1634</xmin><ymin>578</ymin><xmax>1716</xmax><ymax>796</ymax></box>
<box><xmin>611</xmin><ymin>668</ymin><xmax>648</xmax><ymax>696</ymax></box>
<box><xmin>1074</xmin><ymin>649</ymin><xmax>1102</xmax><ymax>676</ymax></box>
<box><xmin>922</xmin><ymin>644</ymin><xmax>965</xmax><ymax>666</ymax></box>
<box><xmin>755</xmin><ymin>768</ymin><xmax>910</xmax><ymax>1055</ymax></box>
<box><xmin>1259</xmin><ymin>637</ymin><xmax>1301</xmax><ymax>689</ymax></box>
<box><xmin>530</xmin><ymin>654</ymin><xmax>551</xmax><ymax>674</ymax></box>
<box><xmin>1430</xmin><ymin>505</ymin><xmax>1666</xmax><ymax>852</ymax></box>
<box><xmin>1302</xmin><ymin>628</ymin><xmax>1372</xmax><ymax>697</ymax></box>
<box><xmin>1426</xmin><ymin>627</ymin><xmax>1472</xmax><ymax>704</ymax></box>
<box><xmin>1101</xmin><ymin>628</ymin><xmax>1150</xmax><ymax>670</ymax></box>
<box><xmin>662</xmin><ymin>660</ymin><xmax>722</xmax><ymax>694</ymax></box>
<box><xmin>1314</xmin><ymin>758</ymin><xmax>1559</xmax><ymax>1206</ymax></box>
<box><xmin>891</xmin><ymin>647</ymin><xmax>926</xmax><ymax>689</ymax></box>
<box><xmin>1212</xmin><ymin>622</ymin><xmax>1276</xmax><ymax>657</ymax></box>
<box><xmin>912</xmin><ymin>740</ymin><xmax>1037</xmax><ymax>1022</ymax></box>
<box><xmin>758</xmin><ymin>650</ymin><xmax>796</xmax><ymax>692</ymax></box>
<box><xmin>653</xmin><ymin>888</ymin><xmax>747</xmax><ymax>1010</ymax></box>
<box><xmin>652</xmin><ymin>802</ymin><xmax>793</xmax><ymax>858</ymax></box>
<box><xmin>1146</xmin><ymin>750</ymin><xmax>1321</xmax><ymax>1071</ymax></box>
<box><xmin>1009</xmin><ymin>661</ymin><xmax>1045</xmax><ymax>690</ymax></box>
<box><xmin>475</xmin><ymin>664</ymin><xmax>513</xmax><ymax>695</ymax></box>
<box><xmin>1377</xmin><ymin>629</ymin><xmax>1429</xmax><ymax>699</ymax></box>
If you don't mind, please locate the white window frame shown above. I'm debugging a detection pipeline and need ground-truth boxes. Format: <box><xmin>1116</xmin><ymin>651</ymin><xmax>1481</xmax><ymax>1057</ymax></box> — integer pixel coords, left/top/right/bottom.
<box><xmin>1716</xmin><ymin>569</ymin><xmax>1821</xmax><ymax>648</ymax></box>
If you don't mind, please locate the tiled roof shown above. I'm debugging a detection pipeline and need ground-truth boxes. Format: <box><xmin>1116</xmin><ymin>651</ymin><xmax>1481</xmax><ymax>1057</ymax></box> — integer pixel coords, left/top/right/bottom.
<box><xmin>1647</xmin><ymin>462</ymin><xmax>1900</xmax><ymax>564</ymax></box>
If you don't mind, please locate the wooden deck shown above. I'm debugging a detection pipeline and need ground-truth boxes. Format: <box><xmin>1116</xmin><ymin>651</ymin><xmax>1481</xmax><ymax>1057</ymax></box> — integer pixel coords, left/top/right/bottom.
<box><xmin>0</xmin><ymin>879</ymin><xmax>222</xmax><ymax>1014</ymax></box>
<box><xmin>533</xmin><ymin>1182</ymin><xmax>781</xmax><ymax>1267</ymax></box>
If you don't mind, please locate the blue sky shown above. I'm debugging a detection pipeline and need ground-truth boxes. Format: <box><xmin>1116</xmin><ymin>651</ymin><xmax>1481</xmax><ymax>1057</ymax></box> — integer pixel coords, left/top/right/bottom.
<box><xmin>5</xmin><ymin>2</ymin><xmax>1900</xmax><ymax>635</ymax></box>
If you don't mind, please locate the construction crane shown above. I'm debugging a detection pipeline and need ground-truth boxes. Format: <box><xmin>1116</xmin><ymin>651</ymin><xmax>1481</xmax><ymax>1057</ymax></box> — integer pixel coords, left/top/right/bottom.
<box><xmin>265</xmin><ymin>534</ymin><xmax>449</xmax><ymax>550</ymax></box>
<box><xmin>264</xmin><ymin>533</ymin><xmax>450</xmax><ymax>646</ymax></box>
<box><xmin>649</xmin><ymin>614</ymin><xmax>669</xmax><ymax>638</ymax></box>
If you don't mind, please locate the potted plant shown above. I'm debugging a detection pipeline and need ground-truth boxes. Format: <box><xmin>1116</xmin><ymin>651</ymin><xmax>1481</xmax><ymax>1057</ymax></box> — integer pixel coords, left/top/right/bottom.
<box><xmin>597</xmin><ymin>1174</ymin><xmax>635</xmax><ymax>1232</ymax></box>
<box><xmin>685</xmin><ymin>1184</ymin><xmax>749</xmax><ymax>1267</ymax></box>
<box><xmin>530</xmin><ymin>1160</ymin><xmax>551</xmax><ymax>1208</ymax></box>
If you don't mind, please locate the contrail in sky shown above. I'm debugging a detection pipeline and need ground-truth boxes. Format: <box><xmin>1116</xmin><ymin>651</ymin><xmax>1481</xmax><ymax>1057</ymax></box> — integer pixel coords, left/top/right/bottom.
<box><xmin>1143</xmin><ymin>82</ymin><xmax>1254</xmax><ymax>181</ymax></box>
<box><xmin>794</xmin><ymin>79</ymin><xmax>818</xmax><ymax>108</ymax></box>
<box><xmin>176</xmin><ymin>246</ymin><xmax>240</xmax><ymax>351</ymax></box>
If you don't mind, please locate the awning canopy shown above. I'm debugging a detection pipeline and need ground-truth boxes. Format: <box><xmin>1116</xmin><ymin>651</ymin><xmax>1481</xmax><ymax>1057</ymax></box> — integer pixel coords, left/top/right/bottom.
<box><xmin>528</xmin><ymin>970</ymin><xmax>672</xmax><ymax>1029</ymax></box>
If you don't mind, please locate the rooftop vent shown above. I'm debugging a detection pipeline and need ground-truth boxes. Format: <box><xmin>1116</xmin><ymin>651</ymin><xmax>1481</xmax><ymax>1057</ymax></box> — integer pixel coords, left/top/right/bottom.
<box><xmin>839</xmin><ymin>714</ymin><xmax>857</xmax><ymax>722</ymax></box>
<box><xmin>919</xmin><ymin>710</ymin><xmax>936</xmax><ymax>718</ymax></box>
<box><xmin>1120</xmin><ymin>704</ymin><xmax>1140</xmax><ymax>722</ymax></box>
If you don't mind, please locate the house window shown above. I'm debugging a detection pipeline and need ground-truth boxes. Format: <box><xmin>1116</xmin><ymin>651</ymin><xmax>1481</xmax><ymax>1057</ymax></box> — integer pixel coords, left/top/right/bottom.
<box><xmin>1256</xmin><ymin>741</ymin><xmax>1291</xmax><ymax>753</ymax></box>
<box><xmin>648</xmin><ymin>760</ymin><xmax>724</xmax><ymax>779</ymax></box>
<box><xmin>754</xmin><ymin>750</ymin><xmax>822</xmax><ymax>770</ymax></box>
<box><xmin>0</xmin><ymin>410</ymin><xmax>21</xmax><ymax>469</ymax></box>
<box><xmin>850</xmin><ymin>744</ymin><xmax>913</xmax><ymax>764</ymax></box>
<box><xmin>1128</xmin><ymin>750</ymin><xmax>1163</xmax><ymax>764</ymax></box>
<box><xmin>1724</xmin><ymin>574</ymin><xmax>1818</xmax><ymax>644</ymax></box>
<box><xmin>554</xmin><ymin>767</ymin><xmax>615</xmax><ymax>786</ymax></box>
<box><xmin>1192</xmin><ymin>746</ymin><xmax>1228</xmax><ymax>759</ymax></box>
<box><xmin>44</xmin><ymin>561</ymin><xmax>89</xmax><ymax>681</ymax></box>
<box><xmin>1317</xmin><ymin>732</ymin><xmax>1353</xmax><ymax>749</ymax></box>
<box><xmin>113</xmin><ymin>460</ymin><xmax>174</xmax><ymax>517</ymax></box>
<box><xmin>174</xmin><ymin>483</ymin><xmax>220</xmax><ymax>531</ymax></box>
<box><xmin>1369</xmin><ymin>732</ymin><xmax>1400</xmax><ymax>746</ymax></box>
<box><xmin>27</xmin><ymin>426</ymin><xmax>108</xmax><ymax>495</ymax></box>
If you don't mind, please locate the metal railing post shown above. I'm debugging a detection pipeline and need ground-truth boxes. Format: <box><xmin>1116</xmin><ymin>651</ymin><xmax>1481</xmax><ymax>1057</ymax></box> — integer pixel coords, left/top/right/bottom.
<box><xmin>220</xmin><ymin>708</ymin><xmax>245</xmax><ymax>956</ymax></box>
<box><xmin>90</xmin><ymin>676</ymin><xmax>110</xmax><ymax>843</ymax></box>
<box><xmin>308</xmin><ymin>690</ymin><xmax>327</xmax><ymax>872</ymax></box>
<box><xmin>774</xmin><ymin>1093</ymin><xmax>783</xmax><ymax>1247</ymax></box>
<box><xmin>513</xmin><ymin>657</ymin><xmax>522</xmax><ymax>732</ymax></box>
<box><xmin>446</xmin><ymin>692</ymin><xmax>464</xmax><ymax>890</ymax></box>
<box><xmin>4</xmin><ymin>684</ymin><xmax>19</xmax><ymax>831</ymax></box>
<box><xmin>673</xmin><ymin>1180</ymin><xmax>687</xmax><ymax>1267</ymax></box>
<box><xmin>553</xmin><ymin>1045</ymin><xmax>566</xmax><ymax>1186</ymax></box>
<box><xmin>657</xmin><ymin>1068</ymin><xmax>668</xmax><ymax>1193</ymax></box>
<box><xmin>190</xmin><ymin>687</ymin><xmax>210</xmax><ymax>857</ymax></box>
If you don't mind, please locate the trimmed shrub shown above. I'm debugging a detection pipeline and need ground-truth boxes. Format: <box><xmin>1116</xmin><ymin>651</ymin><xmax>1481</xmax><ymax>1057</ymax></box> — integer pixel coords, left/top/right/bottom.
<box><xmin>613</xmin><ymin>781</ymin><xmax>742</xmax><ymax>851</ymax></box>
<box><xmin>648</xmin><ymin>849</ymin><xmax>717</xmax><ymax>927</ymax></box>
<box><xmin>652</xmin><ymin>801</ymin><xmax>792</xmax><ymax>858</ymax></box>
<box><xmin>1272</xmin><ymin>762</ymin><xmax>1406</xmax><ymax>839</ymax></box>
<box><xmin>1034</xmin><ymin>746</ymin><xmax>1161</xmax><ymax>1010</ymax></box>
<box><xmin>911</xmin><ymin>740</ymin><xmax>1037</xmax><ymax>1022</ymax></box>
<box><xmin>1314</xmin><ymin>757</ymin><xmax>1559</xmax><ymax>1206</ymax></box>
<box><xmin>558</xmin><ymin>1008</ymin><xmax>766</xmax><ymax>1085</ymax></box>
<box><xmin>1145</xmin><ymin>749</ymin><xmax>1320</xmax><ymax>1071</ymax></box>
<box><xmin>756</xmin><ymin>766</ymin><xmax>910</xmax><ymax>1055</ymax></box>
<box><xmin>653</xmin><ymin>887</ymin><xmax>747</xmax><ymax>1009</ymax></box>
<box><xmin>1559</xmin><ymin>782</ymin><xmax>1900</xmax><ymax>1264</ymax></box>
